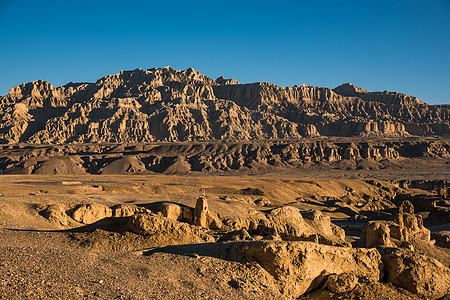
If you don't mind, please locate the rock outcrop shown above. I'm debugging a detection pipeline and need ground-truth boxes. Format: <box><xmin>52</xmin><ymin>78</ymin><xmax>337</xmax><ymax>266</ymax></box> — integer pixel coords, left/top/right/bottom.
<box><xmin>216</xmin><ymin>205</ymin><xmax>348</xmax><ymax>246</ymax></box>
<box><xmin>127</xmin><ymin>213</ymin><xmax>214</xmax><ymax>244</ymax></box>
<box><xmin>192</xmin><ymin>196</ymin><xmax>222</xmax><ymax>229</ymax></box>
<box><xmin>233</xmin><ymin>241</ymin><xmax>382</xmax><ymax>298</ymax></box>
<box><xmin>0</xmin><ymin>67</ymin><xmax>448</xmax><ymax>144</ymax></box>
<box><xmin>68</xmin><ymin>203</ymin><xmax>113</xmax><ymax>224</ymax></box>
<box><xmin>381</xmin><ymin>248</ymin><xmax>450</xmax><ymax>299</ymax></box>
<box><xmin>324</xmin><ymin>272</ymin><xmax>358</xmax><ymax>294</ymax></box>
<box><xmin>361</xmin><ymin>221</ymin><xmax>394</xmax><ymax>248</ymax></box>
<box><xmin>148</xmin><ymin>197</ymin><xmax>222</xmax><ymax>229</ymax></box>
<box><xmin>263</xmin><ymin>207</ymin><xmax>347</xmax><ymax>245</ymax></box>
<box><xmin>40</xmin><ymin>204</ymin><xmax>70</xmax><ymax>227</ymax></box>
<box><xmin>361</xmin><ymin>200</ymin><xmax>431</xmax><ymax>248</ymax></box>
<box><xmin>34</xmin><ymin>194</ymin><xmax>450</xmax><ymax>299</ymax></box>
<box><xmin>266</xmin><ymin>206</ymin><xmax>309</xmax><ymax>238</ymax></box>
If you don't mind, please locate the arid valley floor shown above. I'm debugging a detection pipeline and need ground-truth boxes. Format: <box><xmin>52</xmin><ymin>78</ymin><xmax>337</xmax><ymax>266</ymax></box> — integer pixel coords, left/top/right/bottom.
<box><xmin>1</xmin><ymin>162</ymin><xmax>449</xmax><ymax>299</ymax></box>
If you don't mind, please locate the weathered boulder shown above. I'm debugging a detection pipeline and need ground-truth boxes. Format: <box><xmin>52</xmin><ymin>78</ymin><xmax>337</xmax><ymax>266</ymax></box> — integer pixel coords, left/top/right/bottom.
<box><xmin>264</xmin><ymin>207</ymin><xmax>348</xmax><ymax>245</ymax></box>
<box><xmin>222</xmin><ymin>214</ymin><xmax>273</xmax><ymax>234</ymax></box>
<box><xmin>41</xmin><ymin>204</ymin><xmax>69</xmax><ymax>227</ymax></box>
<box><xmin>267</xmin><ymin>206</ymin><xmax>309</xmax><ymax>238</ymax></box>
<box><xmin>399</xmin><ymin>200</ymin><xmax>414</xmax><ymax>214</ymax></box>
<box><xmin>324</xmin><ymin>272</ymin><xmax>358</xmax><ymax>293</ymax></box>
<box><xmin>127</xmin><ymin>213</ymin><xmax>214</xmax><ymax>244</ymax></box>
<box><xmin>129</xmin><ymin>213</ymin><xmax>186</xmax><ymax>235</ymax></box>
<box><xmin>361</xmin><ymin>221</ymin><xmax>394</xmax><ymax>248</ymax></box>
<box><xmin>160</xmin><ymin>202</ymin><xmax>183</xmax><ymax>220</ymax></box>
<box><xmin>111</xmin><ymin>204</ymin><xmax>146</xmax><ymax>217</ymax></box>
<box><xmin>68</xmin><ymin>203</ymin><xmax>112</xmax><ymax>224</ymax></box>
<box><xmin>233</xmin><ymin>241</ymin><xmax>382</xmax><ymax>298</ymax></box>
<box><xmin>303</xmin><ymin>210</ymin><xmax>346</xmax><ymax>242</ymax></box>
<box><xmin>392</xmin><ymin>208</ymin><xmax>430</xmax><ymax>243</ymax></box>
<box><xmin>382</xmin><ymin>248</ymin><xmax>450</xmax><ymax>299</ymax></box>
<box><xmin>219</xmin><ymin>229</ymin><xmax>253</xmax><ymax>242</ymax></box>
<box><xmin>148</xmin><ymin>202</ymin><xmax>194</xmax><ymax>223</ymax></box>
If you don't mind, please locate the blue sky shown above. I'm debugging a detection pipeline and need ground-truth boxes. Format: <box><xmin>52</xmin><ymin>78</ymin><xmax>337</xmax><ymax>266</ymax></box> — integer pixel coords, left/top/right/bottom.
<box><xmin>0</xmin><ymin>0</ymin><xmax>449</xmax><ymax>104</ymax></box>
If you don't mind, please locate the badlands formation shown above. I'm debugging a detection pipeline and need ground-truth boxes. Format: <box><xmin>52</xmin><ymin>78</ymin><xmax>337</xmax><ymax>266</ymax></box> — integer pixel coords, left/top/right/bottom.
<box><xmin>1</xmin><ymin>66</ymin><xmax>449</xmax><ymax>144</ymax></box>
<box><xmin>0</xmin><ymin>67</ymin><xmax>449</xmax><ymax>299</ymax></box>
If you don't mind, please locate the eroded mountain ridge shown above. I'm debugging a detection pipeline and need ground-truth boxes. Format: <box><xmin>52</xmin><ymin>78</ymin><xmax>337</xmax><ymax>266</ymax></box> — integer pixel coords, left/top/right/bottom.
<box><xmin>0</xmin><ymin>66</ymin><xmax>449</xmax><ymax>144</ymax></box>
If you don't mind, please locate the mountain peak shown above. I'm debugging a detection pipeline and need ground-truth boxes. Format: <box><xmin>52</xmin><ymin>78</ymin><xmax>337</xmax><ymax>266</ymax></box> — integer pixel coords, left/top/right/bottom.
<box><xmin>216</xmin><ymin>76</ymin><xmax>239</xmax><ymax>85</ymax></box>
<box><xmin>333</xmin><ymin>83</ymin><xmax>368</xmax><ymax>96</ymax></box>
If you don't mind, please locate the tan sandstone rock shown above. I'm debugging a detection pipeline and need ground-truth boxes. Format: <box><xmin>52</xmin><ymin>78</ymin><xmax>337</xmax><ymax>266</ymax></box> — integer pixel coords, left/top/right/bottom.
<box><xmin>111</xmin><ymin>204</ymin><xmax>146</xmax><ymax>217</ymax></box>
<box><xmin>263</xmin><ymin>207</ymin><xmax>348</xmax><ymax>245</ymax></box>
<box><xmin>41</xmin><ymin>204</ymin><xmax>69</xmax><ymax>227</ymax></box>
<box><xmin>127</xmin><ymin>213</ymin><xmax>214</xmax><ymax>244</ymax></box>
<box><xmin>193</xmin><ymin>196</ymin><xmax>222</xmax><ymax>229</ymax></box>
<box><xmin>1</xmin><ymin>67</ymin><xmax>448</xmax><ymax>146</ymax></box>
<box><xmin>361</xmin><ymin>200</ymin><xmax>431</xmax><ymax>247</ymax></box>
<box><xmin>160</xmin><ymin>203</ymin><xmax>183</xmax><ymax>220</ymax></box>
<box><xmin>303</xmin><ymin>210</ymin><xmax>346</xmax><ymax>243</ymax></box>
<box><xmin>324</xmin><ymin>272</ymin><xmax>358</xmax><ymax>293</ymax></box>
<box><xmin>69</xmin><ymin>203</ymin><xmax>112</xmax><ymax>224</ymax></box>
<box><xmin>382</xmin><ymin>248</ymin><xmax>450</xmax><ymax>299</ymax></box>
<box><xmin>234</xmin><ymin>241</ymin><xmax>382</xmax><ymax>298</ymax></box>
<box><xmin>129</xmin><ymin>213</ymin><xmax>188</xmax><ymax>236</ymax></box>
<box><xmin>267</xmin><ymin>206</ymin><xmax>309</xmax><ymax>238</ymax></box>
<box><xmin>361</xmin><ymin>221</ymin><xmax>394</xmax><ymax>248</ymax></box>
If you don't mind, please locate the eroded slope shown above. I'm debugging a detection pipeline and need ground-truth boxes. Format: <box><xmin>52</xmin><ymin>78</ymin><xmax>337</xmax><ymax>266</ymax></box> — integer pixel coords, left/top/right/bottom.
<box><xmin>0</xmin><ymin>67</ymin><xmax>448</xmax><ymax>144</ymax></box>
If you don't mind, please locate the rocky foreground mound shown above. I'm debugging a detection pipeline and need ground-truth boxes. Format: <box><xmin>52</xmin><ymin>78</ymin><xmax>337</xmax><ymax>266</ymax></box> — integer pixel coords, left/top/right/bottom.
<box><xmin>36</xmin><ymin>197</ymin><xmax>450</xmax><ymax>299</ymax></box>
<box><xmin>1</xmin><ymin>175</ymin><xmax>450</xmax><ymax>299</ymax></box>
<box><xmin>0</xmin><ymin>67</ymin><xmax>449</xmax><ymax>144</ymax></box>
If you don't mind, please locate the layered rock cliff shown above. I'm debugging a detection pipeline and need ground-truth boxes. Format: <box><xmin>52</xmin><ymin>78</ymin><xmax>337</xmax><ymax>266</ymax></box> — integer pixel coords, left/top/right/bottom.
<box><xmin>0</xmin><ymin>67</ymin><xmax>448</xmax><ymax>144</ymax></box>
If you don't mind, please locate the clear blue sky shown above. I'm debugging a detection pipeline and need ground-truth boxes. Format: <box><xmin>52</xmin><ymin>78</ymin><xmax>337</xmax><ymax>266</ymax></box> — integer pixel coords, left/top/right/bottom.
<box><xmin>1</xmin><ymin>0</ymin><xmax>449</xmax><ymax>104</ymax></box>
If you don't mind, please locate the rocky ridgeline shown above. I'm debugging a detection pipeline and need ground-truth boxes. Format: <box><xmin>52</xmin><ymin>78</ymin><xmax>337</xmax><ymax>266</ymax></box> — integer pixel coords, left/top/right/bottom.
<box><xmin>0</xmin><ymin>139</ymin><xmax>449</xmax><ymax>174</ymax></box>
<box><xmin>0</xmin><ymin>67</ymin><xmax>449</xmax><ymax>144</ymax></box>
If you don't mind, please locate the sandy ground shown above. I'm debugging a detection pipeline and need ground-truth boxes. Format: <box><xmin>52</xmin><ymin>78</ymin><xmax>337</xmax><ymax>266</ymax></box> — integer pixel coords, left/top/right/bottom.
<box><xmin>0</xmin><ymin>174</ymin><xmax>449</xmax><ymax>299</ymax></box>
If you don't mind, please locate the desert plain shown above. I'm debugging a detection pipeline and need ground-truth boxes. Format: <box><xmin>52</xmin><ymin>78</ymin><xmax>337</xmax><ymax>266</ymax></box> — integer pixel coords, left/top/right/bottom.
<box><xmin>0</xmin><ymin>158</ymin><xmax>449</xmax><ymax>299</ymax></box>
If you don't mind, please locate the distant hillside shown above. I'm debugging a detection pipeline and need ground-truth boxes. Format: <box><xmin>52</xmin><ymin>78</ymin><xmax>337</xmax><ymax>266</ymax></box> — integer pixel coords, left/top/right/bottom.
<box><xmin>1</xmin><ymin>67</ymin><xmax>449</xmax><ymax>144</ymax></box>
